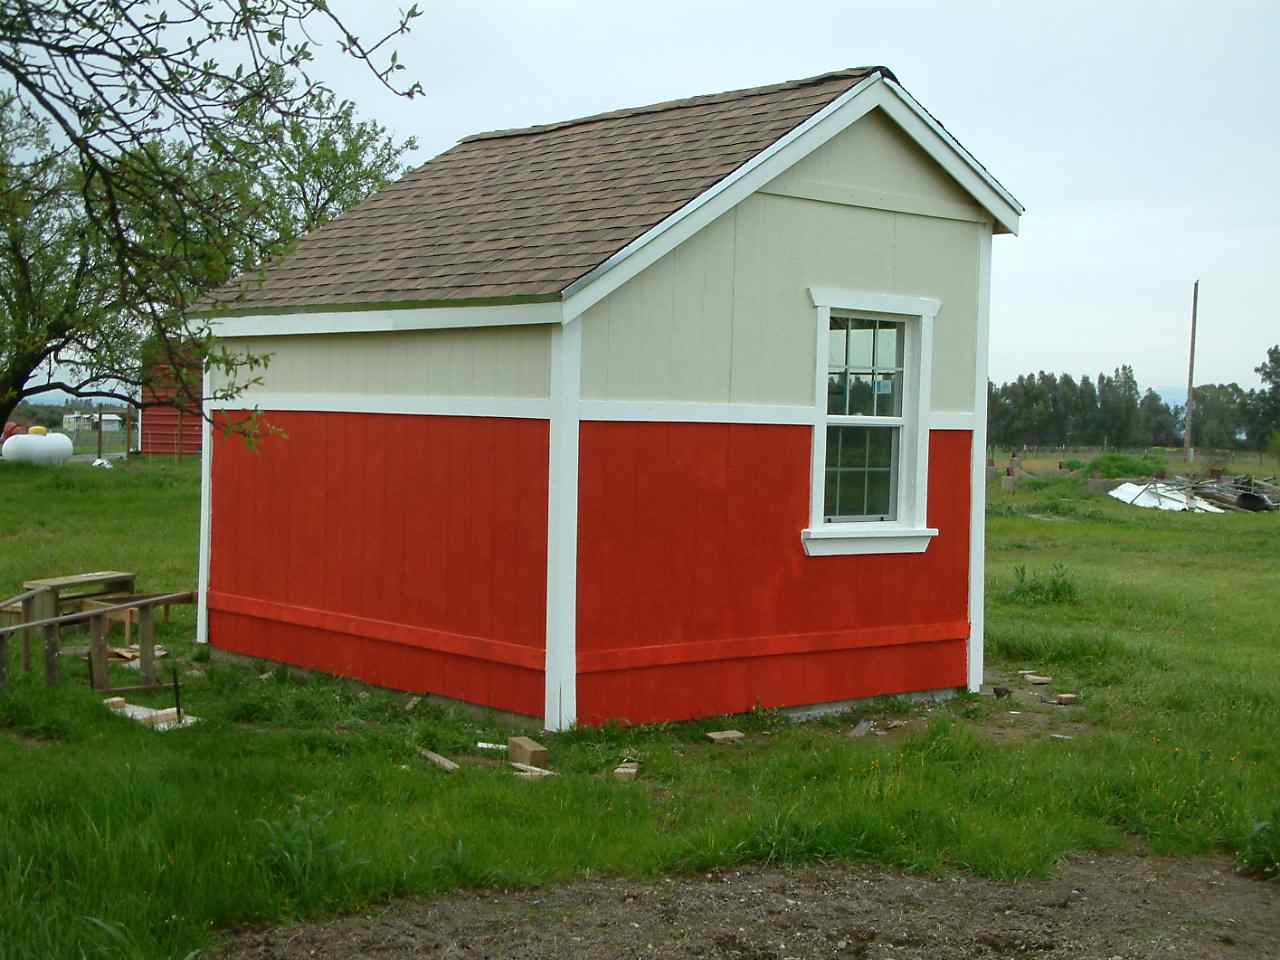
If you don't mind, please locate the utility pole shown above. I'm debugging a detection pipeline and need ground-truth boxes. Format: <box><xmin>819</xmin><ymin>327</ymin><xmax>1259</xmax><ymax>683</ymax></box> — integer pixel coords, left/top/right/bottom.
<box><xmin>1183</xmin><ymin>280</ymin><xmax>1199</xmax><ymax>463</ymax></box>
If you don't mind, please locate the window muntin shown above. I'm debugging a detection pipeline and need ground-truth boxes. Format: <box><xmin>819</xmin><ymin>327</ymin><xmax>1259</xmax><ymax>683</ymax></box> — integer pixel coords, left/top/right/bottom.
<box><xmin>823</xmin><ymin>314</ymin><xmax>905</xmax><ymax>522</ymax></box>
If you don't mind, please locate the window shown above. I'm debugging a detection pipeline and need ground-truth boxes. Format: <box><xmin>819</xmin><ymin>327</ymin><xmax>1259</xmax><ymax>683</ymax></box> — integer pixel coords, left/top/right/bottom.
<box><xmin>825</xmin><ymin>315</ymin><xmax>904</xmax><ymax>521</ymax></box>
<box><xmin>804</xmin><ymin>288</ymin><xmax>941</xmax><ymax>556</ymax></box>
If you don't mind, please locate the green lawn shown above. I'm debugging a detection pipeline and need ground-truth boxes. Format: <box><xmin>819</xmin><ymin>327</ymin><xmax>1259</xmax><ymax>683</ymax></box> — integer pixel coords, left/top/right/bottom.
<box><xmin>1</xmin><ymin>459</ymin><xmax>1277</xmax><ymax>959</ymax></box>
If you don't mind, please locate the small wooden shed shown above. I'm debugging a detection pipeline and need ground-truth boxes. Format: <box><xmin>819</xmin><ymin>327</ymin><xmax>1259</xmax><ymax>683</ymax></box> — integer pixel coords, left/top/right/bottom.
<box><xmin>141</xmin><ymin>364</ymin><xmax>203</xmax><ymax>456</ymax></box>
<box><xmin>196</xmin><ymin>67</ymin><xmax>1022</xmax><ymax>729</ymax></box>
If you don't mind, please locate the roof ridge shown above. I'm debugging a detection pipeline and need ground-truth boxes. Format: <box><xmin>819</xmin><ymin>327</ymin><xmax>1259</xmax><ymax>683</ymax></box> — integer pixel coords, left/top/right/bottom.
<box><xmin>460</xmin><ymin>66</ymin><xmax>893</xmax><ymax>144</ymax></box>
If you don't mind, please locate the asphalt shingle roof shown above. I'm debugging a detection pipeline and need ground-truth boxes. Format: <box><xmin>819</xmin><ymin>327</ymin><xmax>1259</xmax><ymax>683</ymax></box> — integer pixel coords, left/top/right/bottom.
<box><xmin>204</xmin><ymin>67</ymin><xmax>892</xmax><ymax>313</ymax></box>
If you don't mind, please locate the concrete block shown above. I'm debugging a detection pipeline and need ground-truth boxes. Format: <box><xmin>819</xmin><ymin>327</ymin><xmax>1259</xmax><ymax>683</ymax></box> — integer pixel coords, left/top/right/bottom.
<box><xmin>508</xmin><ymin>736</ymin><xmax>548</xmax><ymax>766</ymax></box>
<box><xmin>613</xmin><ymin>761</ymin><xmax>640</xmax><ymax>781</ymax></box>
<box><xmin>706</xmin><ymin>730</ymin><xmax>744</xmax><ymax>744</ymax></box>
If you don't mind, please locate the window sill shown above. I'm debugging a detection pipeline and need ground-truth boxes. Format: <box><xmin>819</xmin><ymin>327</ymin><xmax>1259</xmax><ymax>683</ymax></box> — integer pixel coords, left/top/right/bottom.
<box><xmin>800</xmin><ymin>524</ymin><xmax>938</xmax><ymax>557</ymax></box>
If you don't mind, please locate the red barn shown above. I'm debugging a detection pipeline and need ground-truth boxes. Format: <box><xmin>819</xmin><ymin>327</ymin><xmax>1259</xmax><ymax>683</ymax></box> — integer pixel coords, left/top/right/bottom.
<box><xmin>195</xmin><ymin>68</ymin><xmax>1022</xmax><ymax>729</ymax></box>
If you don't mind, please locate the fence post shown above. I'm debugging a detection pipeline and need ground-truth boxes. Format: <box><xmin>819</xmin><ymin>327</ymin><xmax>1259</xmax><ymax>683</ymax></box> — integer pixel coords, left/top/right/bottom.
<box><xmin>0</xmin><ymin>633</ymin><xmax>7</xmax><ymax>691</ymax></box>
<box><xmin>89</xmin><ymin>614</ymin><xmax>109</xmax><ymax>690</ymax></box>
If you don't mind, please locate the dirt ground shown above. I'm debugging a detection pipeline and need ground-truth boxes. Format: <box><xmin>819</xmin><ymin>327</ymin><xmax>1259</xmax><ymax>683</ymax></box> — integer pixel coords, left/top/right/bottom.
<box><xmin>215</xmin><ymin>854</ymin><xmax>1279</xmax><ymax>959</ymax></box>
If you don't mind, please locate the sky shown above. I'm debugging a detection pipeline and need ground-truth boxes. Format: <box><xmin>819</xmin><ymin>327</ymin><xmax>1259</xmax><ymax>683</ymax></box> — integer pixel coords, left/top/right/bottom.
<box><xmin>300</xmin><ymin>0</ymin><xmax>1278</xmax><ymax>396</ymax></box>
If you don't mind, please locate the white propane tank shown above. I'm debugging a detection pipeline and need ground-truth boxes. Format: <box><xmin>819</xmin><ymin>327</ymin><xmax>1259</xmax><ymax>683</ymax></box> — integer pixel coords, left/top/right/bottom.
<box><xmin>1</xmin><ymin>432</ymin><xmax>74</xmax><ymax>465</ymax></box>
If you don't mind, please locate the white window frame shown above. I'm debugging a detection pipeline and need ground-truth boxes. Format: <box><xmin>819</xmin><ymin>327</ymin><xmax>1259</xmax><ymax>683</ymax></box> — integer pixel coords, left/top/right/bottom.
<box><xmin>803</xmin><ymin>287</ymin><xmax>940</xmax><ymax>556</ymax></box>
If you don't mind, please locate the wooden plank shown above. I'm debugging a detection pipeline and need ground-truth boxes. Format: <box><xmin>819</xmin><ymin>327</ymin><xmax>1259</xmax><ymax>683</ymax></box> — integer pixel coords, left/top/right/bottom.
<box><xmin>23</xmin><ymin>571</ymin><xmax>135</xmax><ymax>590</ymax></box>
<box><xmin>0</xmin><ymin>592</ymin><xmax>193</xmax><ymax>638</ymax></box>
<box><xmin>98</xmin><ymin>683</ymin><xmax>170</xmax><ymax>696</ymax></box>
<box><xmin>418</xmin><ymin>748</ymin><xmax>460</xmax><ymax>773</ymax></box>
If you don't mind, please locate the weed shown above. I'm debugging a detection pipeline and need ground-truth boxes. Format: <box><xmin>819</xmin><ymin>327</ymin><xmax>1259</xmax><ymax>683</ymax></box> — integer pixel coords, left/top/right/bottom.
<box><xmin>1087</xmin><ymin>453</ymin><xmax>1164</xmax><ymax>478</ymax></box>
<box><xmin>1007</xmin><ymin>563</ymin><xmax>1079</xmax><ymax>604</ymax></box>
<box><xmin>1238</xmin><ymin>807</ymin><xmax>1280</xmax><ymax>881</ymax></box>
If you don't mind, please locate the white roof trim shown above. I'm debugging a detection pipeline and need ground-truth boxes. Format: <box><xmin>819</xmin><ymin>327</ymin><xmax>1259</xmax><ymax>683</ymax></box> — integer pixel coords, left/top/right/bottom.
<box><xmin>210</xmin><ymin>301</ymin><xmax>561</xmax><ymax>338</ymax></box>
<box><xmin>563</xmin><ymin>73</ymin><xmax>1021</xmax><ymax>321</ymax></box>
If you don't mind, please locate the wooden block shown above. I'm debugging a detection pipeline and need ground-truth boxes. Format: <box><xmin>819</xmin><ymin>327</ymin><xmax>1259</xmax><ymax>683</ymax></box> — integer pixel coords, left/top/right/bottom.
<box><xmin>1026</xmin><ymin>675</ymin><xmax>1052</xmax><ymax>685</ymax></box>
<box><xmin>706</xmin><ymin>730</ymin><xmax>745</xmax><ymax>744</ymax></box>
<box><xmin>508</xmin><ymin>736</ymin><xmax>549</xmax><ymax>766</ymax></box>
<box><xmin>102</xmin><ymin>697</ymin><xmax>126</xmax><ymax>709</ymax></box>
<box><xmin>418</xmin><ymin>748</ymin><xmax>459</xmax><ymax>773</ymax></box>
<box><xmin>1055</xmin><ymin>693</ymin><xmax>1078</xmax><ymax>705</ymax></box>
<box><xmin>510</xmin><ymin>761</ymin><xmax>556</xmax><ymax>778</ymax></box>
<box><xmin>613</xmin><ymin>761</ymin><xmax>640</xmax><ymax>781</ymax></box>
<box><xmin>143</xmin><ymin>707</ymin><xmax>179</xmax><ymax>727</ymax></box>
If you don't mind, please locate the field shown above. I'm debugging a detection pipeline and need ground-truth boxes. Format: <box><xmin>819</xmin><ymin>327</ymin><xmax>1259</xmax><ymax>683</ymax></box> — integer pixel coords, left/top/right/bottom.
<box><xmin>1</xmin><ymin>457</ymin><xmax>1277</xmax><ymax>959</ymax></box>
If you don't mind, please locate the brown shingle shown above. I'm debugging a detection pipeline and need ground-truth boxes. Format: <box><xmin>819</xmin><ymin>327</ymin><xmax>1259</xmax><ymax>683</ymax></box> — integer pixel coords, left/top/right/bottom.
<box><xmin>202</xmin><ymin>67</ymin><xmax>892</xmax><ymax>313</ymax></box>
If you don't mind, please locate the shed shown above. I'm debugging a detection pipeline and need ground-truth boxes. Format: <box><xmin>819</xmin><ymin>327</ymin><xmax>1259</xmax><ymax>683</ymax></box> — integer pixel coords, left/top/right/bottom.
<box><xmin>196</xmin><ymin>68</ymin><xmax>1022</xmax><ymax>729</ymax></box>
<box><xmin>141</xmin><ymin>364</ymin><xmax>203</xmax><ymax>456</ymax></box>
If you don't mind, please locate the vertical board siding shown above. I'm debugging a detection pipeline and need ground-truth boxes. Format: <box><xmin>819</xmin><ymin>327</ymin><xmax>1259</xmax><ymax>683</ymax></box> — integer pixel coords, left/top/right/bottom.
<box><xmin>141</xmin><ymin>382</ymin><xmax>203</xmax><ymax>455</ymax></box>
<box><xmin>208</xmin><ymin>410</ymin><xmax>549</xmax><ymax>716</ymax></box>
<box><xmin>576</xmin><ymin>422</ymin><xmax>971</xmax><ymax>724</ymax></box>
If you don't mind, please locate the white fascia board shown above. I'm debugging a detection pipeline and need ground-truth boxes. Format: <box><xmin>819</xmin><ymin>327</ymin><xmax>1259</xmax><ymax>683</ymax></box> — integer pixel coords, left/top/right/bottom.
<box><xmin>209</xmin><ymin>301</ymin><xmax>562</xmax><ymax>338</ymax></box>
<box><xmin>561</xmin><ymin>73</ymin><xmax>886</xmax><ymax>321</ymax></box>
<box><xmin>206</xmin><ymin>392</ymin><xmax>552</xmax><ymax>420</ymax></box>
<box><xmin>879</xmin><ymin>78</ymin><xmax>1023</xmax><ymax>235</ymax></box>
<box><xmin>562</xmin><ymin>74</ymin><xmax>1022</xmax><ymax>320</ymax></box>
<box><xmin>928</xmin><ymin>411</ymin><xmax>978</xmax><ymax>431</ymax></box>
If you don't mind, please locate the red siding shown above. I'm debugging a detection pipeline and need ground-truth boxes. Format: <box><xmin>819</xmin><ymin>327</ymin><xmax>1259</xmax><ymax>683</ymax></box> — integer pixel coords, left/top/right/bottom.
<box><xmin>576</xmin><ymin>423</ymin><xmax>971</xmax><ymax>724</ymax></box>
<box><xmin>208</xmin><ymin>411</ymin><xmax>549</xmax><ymax>717</ymax></box>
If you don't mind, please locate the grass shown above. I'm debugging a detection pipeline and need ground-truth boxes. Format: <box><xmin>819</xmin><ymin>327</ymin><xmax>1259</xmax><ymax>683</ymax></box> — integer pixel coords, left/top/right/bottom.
<box><xmin>1</xmin><ymin>458</ymin><xmax>1278</xmax><ymax>958</ymax></box>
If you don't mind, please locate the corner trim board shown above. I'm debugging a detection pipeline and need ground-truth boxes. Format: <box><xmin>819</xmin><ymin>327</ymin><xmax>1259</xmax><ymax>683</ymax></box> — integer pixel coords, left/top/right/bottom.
<box><xmin>544</xmin><ymin>315</ymin><xmax>582</xmax><ymax>730</ymax></box>
<box><xmin>196</xmin><ymin>368</ymin><xmax>213</xmax><ymax>645</ymax></box>
<box><xmin>968</xmin><ymin>226</ymin><xmax>993</xmax><ymax>692</ymax></box>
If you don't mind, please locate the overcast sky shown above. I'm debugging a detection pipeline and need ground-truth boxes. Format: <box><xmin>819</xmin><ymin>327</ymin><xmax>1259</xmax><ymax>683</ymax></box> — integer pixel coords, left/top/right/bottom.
<box><xmin>308</xmin><ymin>1</ymin><xmax>1276</xmax><ymax>394</ymax></box>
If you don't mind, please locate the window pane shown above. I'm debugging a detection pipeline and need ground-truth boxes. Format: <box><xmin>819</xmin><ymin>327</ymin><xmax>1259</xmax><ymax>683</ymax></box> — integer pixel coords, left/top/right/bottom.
<box><xmin>826</xmin><ymin>371</ymin><xmax>847</xmax><ymax>415</ymax></box>
<box><xmin>828</xmin><ymin>318</ymin><xmax>848</xmax><ymax>369</ymax></box>
<box><xmin>829</xmin><ymin>425</ymin><xmax>868</xmax><ymax>468</ymax></box>
<box><xmin>836</xmin><ymin>469</ymin><xmax>866</xmax><ymax>518</ymax></box>
<box><xmin>867</xmin><ymin>427</ymin><xmax>895</xmax><ymax>468</ymax></box>
<box><xmin>824</xmin><ymin>468</ymin><xmax>839</xmax><ymax>518</ymax></box>
<box><xmin>847</xmin><ymin>374</ymin><xmax>875</xmax><ymax>415</ymax></box>
<box><xmin>874</xmin><ymin>371</ymin><xmax>902</xmax><ymax>416</ymax></box>
<box><xmin>875</xmin><ymin>321</ymin><xmax>904</xmax><ymax>370</ymax></box>
<box><xmin>866</xmin><ymin>469</ymin><xmax>893</xmax><ymax>517</ymax></box>
<box><xmin>848</xmin><ymin>318</ymin><xmax>875</xmax><ymax>367</ymax></box>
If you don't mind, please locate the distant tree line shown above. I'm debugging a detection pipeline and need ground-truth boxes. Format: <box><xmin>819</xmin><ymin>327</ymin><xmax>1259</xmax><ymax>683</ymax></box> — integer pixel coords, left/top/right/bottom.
<box><xmin>988</xmin><ymin>346</ymin><xmax>1280</xmax><ymax>452</ymax></box>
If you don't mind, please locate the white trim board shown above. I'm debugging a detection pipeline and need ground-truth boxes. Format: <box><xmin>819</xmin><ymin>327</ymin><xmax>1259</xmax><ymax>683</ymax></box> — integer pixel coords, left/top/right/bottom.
<box><xmin>544</xmin><ymin>318</ymin><xmax>582</xmax><ymax>732</ymax></box>
<box><xmin>210</xmin><ymin>301</ymin><xmax>561</xmax><ymax>338</ymax></box>
<box><xmin>968</xmin><ymin>227</ymin><xmax>994</xmax><ymax>693</ymax></box>
<box><xmin>206</xmin><ymin>392</ymin><xmax>552</xmax><ymax>420</ymax></box>
<box><xmin>196</xmin><ymin>369</ymin><xmax>213</xmax><ymax>645</ymax></box>
<box><xmin>562</xmin><ymin>74</ymin><xmax>1021</xmax><ymax>321</ymax></box>
<box><xmin>579</xmin><ymin>400</ymin><xmax>813</xmax><ymax>425</ymax></box>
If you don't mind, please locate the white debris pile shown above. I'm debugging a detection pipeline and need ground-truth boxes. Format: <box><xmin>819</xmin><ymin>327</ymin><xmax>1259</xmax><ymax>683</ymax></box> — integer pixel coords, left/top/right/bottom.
<box><xmin>103</xmin><ymin>697</ymin><xmax>197</xmax><ymax>731</ymax></box>
<box><xmin>1107</xmin><ymin>481</ymin><xmax>1224</xmax><ymax>513</ymax></box>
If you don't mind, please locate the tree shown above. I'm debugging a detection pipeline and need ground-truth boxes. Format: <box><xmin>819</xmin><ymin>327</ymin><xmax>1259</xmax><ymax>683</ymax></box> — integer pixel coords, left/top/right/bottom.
<box><xmin>0</xmin><ymin>1</ymin><xmax>422</xmax><ymax>425</ymax></box>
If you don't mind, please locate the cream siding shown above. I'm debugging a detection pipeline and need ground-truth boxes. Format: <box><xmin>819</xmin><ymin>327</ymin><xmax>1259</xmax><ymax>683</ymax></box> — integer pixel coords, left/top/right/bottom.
<box><xmin>212</xmin><ymin>324</ymin><xmax>552</xmax><ymax>399</ymax></box>
<box><xmin>580</xmin><ymin>108</ymin><xmax>985</xmax><ymax>411</ymax></box>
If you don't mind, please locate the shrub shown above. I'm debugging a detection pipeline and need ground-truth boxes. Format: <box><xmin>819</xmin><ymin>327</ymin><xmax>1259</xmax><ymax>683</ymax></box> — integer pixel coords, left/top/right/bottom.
<box><xmin>1007</xmin><ymin>563</ymin><xmax>1079</xmax><ymax>604</ymax></box>
<box><xmin>1087</xmin><ymin>453</ymin><xmax>1164</xmax><ymax>478</ymax></box>
<box><xmin>1063</xmin><ymin>457</ymin><xmax>1086</xmax><ymax>471</ymax></box>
